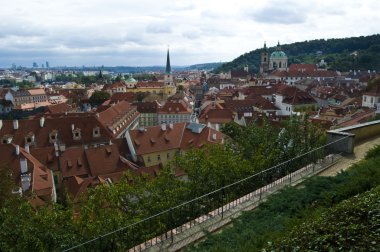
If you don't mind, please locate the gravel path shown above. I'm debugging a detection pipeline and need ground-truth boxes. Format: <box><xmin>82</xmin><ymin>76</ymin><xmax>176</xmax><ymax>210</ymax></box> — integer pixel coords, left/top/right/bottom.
<box><xmin>318</xmin><ymin>137</ymin><xmax>380</xmax><ymax>177</ymax></box>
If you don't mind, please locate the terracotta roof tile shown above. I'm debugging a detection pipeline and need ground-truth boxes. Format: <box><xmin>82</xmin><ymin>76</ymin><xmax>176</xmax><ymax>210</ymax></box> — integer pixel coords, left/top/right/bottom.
<box><xmin>0</xmin><ymin>114</ymin><xmax>113</xmax><ymax>148</ymax></box>
<box><xmin>128</xmin><ymin>122</ymin><xmax>223</xmax><ymax>156</ymax></box>
<box><xmin>158</xmin><ymin>100</ymin><xmax>191</xmax><ymax>114</ymax></box>
<box><xmin>46</xmin><ymin>103</ymin><xmax>72</xmax><ymax>114</ymax></box>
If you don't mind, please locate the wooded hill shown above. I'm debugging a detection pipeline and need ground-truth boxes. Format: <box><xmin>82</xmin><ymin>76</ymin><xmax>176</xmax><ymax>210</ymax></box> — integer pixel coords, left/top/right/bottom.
<box><xmin>214</xmin><ymin>34</ymin><xmax>380</xmax><ymax>73</ymax></box>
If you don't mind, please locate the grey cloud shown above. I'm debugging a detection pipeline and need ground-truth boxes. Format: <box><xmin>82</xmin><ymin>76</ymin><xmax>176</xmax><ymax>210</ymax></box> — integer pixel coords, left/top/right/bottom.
<box><xmin>146</xmin><ymin>23</ymin><xmax>172</xmax><ymax>34</ymax></box>
<box><xmin>182</xmin><ymin>32</ymin><xmax>201</xmax><ymax>40</ymax></box>
<box><xmin>249</xmin><ymin>5</ymin><xmax>307</xmax><ymax>24</ymax></box>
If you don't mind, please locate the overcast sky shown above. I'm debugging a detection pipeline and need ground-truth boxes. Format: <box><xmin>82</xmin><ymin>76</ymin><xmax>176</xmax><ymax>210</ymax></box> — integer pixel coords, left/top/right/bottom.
<box><xmin>1</xmin><ymin>0</ymin><xmax>379</xmax><ymax>67</ymax></box>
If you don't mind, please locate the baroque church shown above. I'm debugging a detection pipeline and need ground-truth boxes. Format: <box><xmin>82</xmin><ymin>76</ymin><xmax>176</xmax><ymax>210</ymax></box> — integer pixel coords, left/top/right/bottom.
<box><xmin>260</xmin><ymin>41</ymin><xmax>288</xmax><ymax>74</ymax></box>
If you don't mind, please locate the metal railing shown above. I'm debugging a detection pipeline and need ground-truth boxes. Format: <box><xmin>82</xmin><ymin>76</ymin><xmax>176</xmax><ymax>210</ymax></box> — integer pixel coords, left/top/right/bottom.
<box><xmin>63</xmin><ymin>136</ymin><xmax>347</xmax><ymax>252</ymax></box>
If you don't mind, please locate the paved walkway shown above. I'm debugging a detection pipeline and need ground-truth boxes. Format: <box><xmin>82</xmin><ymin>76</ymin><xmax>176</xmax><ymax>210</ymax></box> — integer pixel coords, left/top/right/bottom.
<box><xmin>319</xmin><ymin>137</ymin><xmax>380</xmax><ymax>177</ymax></box>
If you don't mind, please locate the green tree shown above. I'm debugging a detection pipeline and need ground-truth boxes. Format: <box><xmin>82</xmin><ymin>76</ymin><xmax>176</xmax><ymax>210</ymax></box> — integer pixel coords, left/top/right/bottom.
<box><xmin>89</xmin><ymin>91</ymin><xmax>110</xmax><ymax>106</ymax></box>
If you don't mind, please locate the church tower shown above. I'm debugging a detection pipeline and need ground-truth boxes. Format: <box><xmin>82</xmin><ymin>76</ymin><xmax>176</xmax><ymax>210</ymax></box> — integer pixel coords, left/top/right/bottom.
<box><xmin>260</xmin><ymin>42</ymin><xmax>269</xmax><ymax>74</ymax></box>
<box><xmin>164</xmin><ymin>49</ymin><xmax>174</xmax><ymax>86</ymax></box>
<box><xmin>269</xmin><ymin>41</ymin><xmax>288</xmax><ymax>71</ymax></box>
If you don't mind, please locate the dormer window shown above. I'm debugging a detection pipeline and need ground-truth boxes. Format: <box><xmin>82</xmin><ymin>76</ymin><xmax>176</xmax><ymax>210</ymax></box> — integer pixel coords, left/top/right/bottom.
<box><xmin>72</xmin><ymin>128</ymin><xmax>81</xmax><ymax>140</ymax></box>
<box><xmin>2</xmin><ymin>135</ymin><xmax>13</xmax><ymax>144</ymax></box>
<box><xmin>49</xmin><ymin>130</ymin><xmax>58</xmax><ymax>143</ymax></box>
<box><xmin>25</xmin><ymin>132</ymin><xmax>35</xmax><ymax>145</ymax></box>
<box><xmin>93</xmin><ymin>127</ymin><xmax>101</xmax><ymax>138</ymax></box>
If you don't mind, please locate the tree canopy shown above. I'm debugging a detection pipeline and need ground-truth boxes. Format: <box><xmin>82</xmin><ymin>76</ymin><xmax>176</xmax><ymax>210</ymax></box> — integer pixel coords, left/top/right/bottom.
<box><xmin>215</xmin><ymin>34</ymin><xmax>380</xmax><ymax>73</ymax></box>
<box><xmin>89</xmin><ymin>90</ymin><xmax>110</xmax><ymax>106</ymax></box>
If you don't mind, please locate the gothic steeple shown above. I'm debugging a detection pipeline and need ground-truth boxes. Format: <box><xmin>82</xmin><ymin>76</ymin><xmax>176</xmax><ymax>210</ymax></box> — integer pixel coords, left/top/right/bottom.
<box><xmin>165</xmin><ymin>49</ymin><xmax>171</xmax><ymax>74</ymax></box>
<box><xmin>164</xmin><ymin>48</ymin><xmax>173</xmax><ymax>86</ymax></box>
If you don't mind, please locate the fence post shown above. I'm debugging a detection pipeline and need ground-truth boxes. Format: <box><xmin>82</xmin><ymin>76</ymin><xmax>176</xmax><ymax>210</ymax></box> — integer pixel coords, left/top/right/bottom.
<box><xmin>221</xmin><ymin>187</ymin><xmax>225</xmax><ymax>218</ymax></box>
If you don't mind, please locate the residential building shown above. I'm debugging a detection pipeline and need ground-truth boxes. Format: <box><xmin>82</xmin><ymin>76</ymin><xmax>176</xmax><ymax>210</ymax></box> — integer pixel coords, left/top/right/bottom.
<box><xmin>158</xmin><ymin>100</ymin><xmax>192</xmax><ymax>124</ymax></box>
<box><xmin>5</xmin><ymin>88</ymin><xmax>48</xmax><ymax>106</ymax></box>
<box><xmin>0</xmin><ymin>99</ymin><xmax>13</xmax><ymax>114</ymax></box>
<box><xmin>198</xmin><ymin>102</ymin><xmax>235</xmax><ymax>130</ymax></box>
<box><xmin>96</xmin><ymin>101</ymin><xmax>140</xmax><ymax>138</ymax></box>
<box><xmin>126</xmin><ymin>122</ymin><xmax>224</xmax><ymax>167</ymax></box>
<box><xmin>362</xmin><ymin>85</ymin><xmax>380</xmax><ymax>108</ymax></box>
<box><xmin>275</xmin><ymin>85</ymin><xmax>318</xmax><ymax>115</ymax></box>
<box><xmin>135</xmin><ymin>101</ymin><xmax>160</xmax><ymax>127</ymax></box>
<box><xmin>0</xmin><ymin>144</ymin><xmax>56</xmax><ymax>207</ymax></box>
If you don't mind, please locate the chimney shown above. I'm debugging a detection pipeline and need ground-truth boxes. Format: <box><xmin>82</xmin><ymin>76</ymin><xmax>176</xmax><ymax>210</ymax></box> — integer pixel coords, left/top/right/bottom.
<box><xmin>71</xmin><ymin>124</ymin><xmax>75</xmax><ymax>131</ymax></box>
<box><xmin>20</xmin><ymin>157</ymin><xmax>28</xmax><ymax>173</ymax></box>
<box><xmin>40</xmin><ymin>116</ymin><xmax>45</xmax><ymax>127</ymax></box>
<box><xmin>15</xmin><ymin>145</ymin><xmax>20</xmax><ymax>155</ymax></box>
<box><xmin>0</xmin><ymin>119</ymin><xmax>2</xmax><ymax>130</ymax></box>
<box><xmin>96</xmin><ymin>113</ymin><xmax>99</xmax><ymax>118</ymax></box>
<box><xmin>212</xmin><ymin>133</ymin><xmax>217</xmax><ymax>141</ymax></box>
<box><xmin>59</xmin><ymin>144</ymin><xmax>66</xmax><ymax>152</ymax></box>
<box><xmin>25</xmin><ymin>145</ymin><xmax>30</xmax><ymax>154</ymax></box>
<box><xmin>161</xmin><ymin>123</ymin><xmax>167</xmax><ymax>131</ymax></box>
<box><xmin>13</xmin><ymin>120</ymin><xmax>19</xmax><ymax>130</ymax></box>
<box><xmin>21</xmin><ymin>173</ymin><xmax>31</xmax><ymax>192</ymax></box>
<box><xmin>169</xmin><ymin>123</ymin><xmax>173</xmax><ymax>129</ymax></box>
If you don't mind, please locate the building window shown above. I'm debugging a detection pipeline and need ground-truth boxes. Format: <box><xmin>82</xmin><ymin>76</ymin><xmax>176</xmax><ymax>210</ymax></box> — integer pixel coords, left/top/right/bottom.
<box><xmin>93</xmin><ymin>127</ymin><xmax>101</xmax><ymax>138</ymax></box>
<box><xmin>72</xmin><ymin>129</ymin><xmax>81</xmax><ymax>140</ymax></box>
<box><xmin>157</xmin><ymin>154</ymin><xmax>161</xmax><ymax>161</ymax></box>
<box><xmin>364</xmin><ymin>96</ymin><xmax>367</xmax><ymax>102</ymax></box>
<box><xmin>167</xmin><ymin>153</ymin><xmax>170</xmax><ymax>159</ymax></box>
<box><xmin>147</xmin><ymin>156</ymin><xmax>151</xmax><ymax>163</ymax></box>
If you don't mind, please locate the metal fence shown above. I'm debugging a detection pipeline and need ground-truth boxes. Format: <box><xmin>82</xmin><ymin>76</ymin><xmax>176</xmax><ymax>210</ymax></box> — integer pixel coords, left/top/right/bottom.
<box><xmin>63</xmin><ymin>136</ymin><xmax>347</xmax><ymax>252</ymax></box>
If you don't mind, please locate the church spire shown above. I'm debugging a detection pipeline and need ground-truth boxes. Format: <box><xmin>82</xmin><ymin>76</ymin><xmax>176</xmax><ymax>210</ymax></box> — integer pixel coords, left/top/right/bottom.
<box><xmin>165</xmin><ymin>48</ymin><xmax>171</xmax><ymax>74</ymax></box>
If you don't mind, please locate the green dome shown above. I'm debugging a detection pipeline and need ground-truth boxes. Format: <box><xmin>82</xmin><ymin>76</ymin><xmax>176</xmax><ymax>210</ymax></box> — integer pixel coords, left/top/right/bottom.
<box><xmin>126</xmin><ymin>76</ymin><xmax>137</xmax><ymax>82</ymax></box>
<box><xmin>270</xmin><ymin>51</ymin><xmax>287</xmax><ymax>58</ymax></box>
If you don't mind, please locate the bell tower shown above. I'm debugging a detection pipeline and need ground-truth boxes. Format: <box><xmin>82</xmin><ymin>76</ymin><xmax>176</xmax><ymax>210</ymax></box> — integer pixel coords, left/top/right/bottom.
<box><xmin>164</xmin><ymin>48</ymin><xmax>173</xmax><ymax>86</ymax></box>
<box><xmin>260</xmin><ymin>42</ymin><xmax>269</xmax><ymax>74</ymax></box>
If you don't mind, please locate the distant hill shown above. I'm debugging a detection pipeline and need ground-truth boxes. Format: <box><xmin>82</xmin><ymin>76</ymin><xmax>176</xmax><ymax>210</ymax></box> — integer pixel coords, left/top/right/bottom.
<box><xmin>181</xmin><ymin>62</ymin><xmax>224</xmax><ymax>71</ymax></box>
<box><xmin>215</xmin><ymin>34</ymin><xmax>380</xmax><ymax>73</ymax></box>
<box><xmin>47</xmin><ymin>62</ymin><xmax>224</xmax><ymax>73</ymax></box>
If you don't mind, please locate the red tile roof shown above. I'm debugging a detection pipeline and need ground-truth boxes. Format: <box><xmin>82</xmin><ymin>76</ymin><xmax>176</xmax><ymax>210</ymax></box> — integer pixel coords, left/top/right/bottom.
<box><xmin>199</xmin><ymin>108</ymin><xmax>234</xmax><ymax>124</ymax></box>
<box><xmin>128</xmin><ymin>122</ymin><xmax>223</xmax><ymax>155</ymax></box>
<box><xmin>0</xmin><ymin>114</ymin><xmax>114</xmax><ymax>148</ymax></box>
<box><xmin>250</xmin><ymin>96</ymin><xmax>278</xmax><ymax>110</ymax></box>
<box><xmin>46</xmin><ymin>103</ymin><xmax>72</xmax><ymax>114</ymax></box>
<box><xmin>158</xmin><ymin>100</ymin><xmax>191</xmax><ymax>114</ymax></box>
<box><xmin>134</xmin><ymin>101</ymin><xmax>160</xmax><ymax>113</ymax></box>
<box><xmin>0</xmin><ymin>144</ymin><xmax>54</xmax><ymax>205</ymax></box>
<box><xmin>363</xmin><ymin>85</ymin><xmax>380</xmax><ymax>96</ymax></box>
<box><xmin>136</xmin><ymin>82</ymin><xmax>164</xmax><ymax>88</ymax></box>
<box><xmin>288</xmin><ymin>64</ymin><xmax>317</xmax><ymax>72</ymax></box>
<box><xmin>97</xmin><ymin>101</ymin><xmax>139</xmax><ymax>137</ymax></box>
<box><xmin>109</xmin><ymin>92</ymin><xmax>136</xmax><ymax>103</ymax></box>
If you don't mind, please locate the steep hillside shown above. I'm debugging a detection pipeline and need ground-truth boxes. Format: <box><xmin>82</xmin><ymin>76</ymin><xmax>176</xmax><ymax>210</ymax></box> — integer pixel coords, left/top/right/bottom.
<box><xmin>215</xmin><ymin>34</ymin><xmax>380</xmax><ymax>73</ymax></box>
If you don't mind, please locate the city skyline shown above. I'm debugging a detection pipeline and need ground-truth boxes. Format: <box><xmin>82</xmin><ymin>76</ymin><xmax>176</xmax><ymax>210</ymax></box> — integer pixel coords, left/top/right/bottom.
<box><xmin>1</xmin><ymin>0</ymin><xmax>380</xmax><ymax>67</ymax></box>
